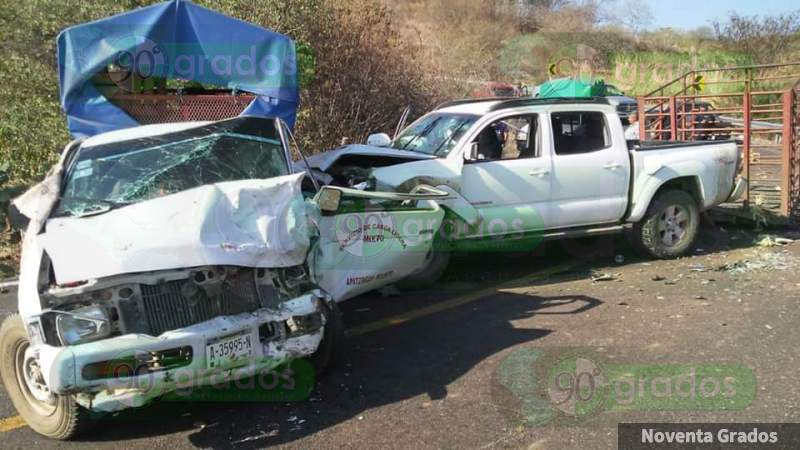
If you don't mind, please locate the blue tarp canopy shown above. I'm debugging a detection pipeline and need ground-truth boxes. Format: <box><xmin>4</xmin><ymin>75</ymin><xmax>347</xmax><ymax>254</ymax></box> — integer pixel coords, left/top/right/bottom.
<box><xmin>57</xmin><ymin>0</ymin><xmax>299</xmax><ymax>138</ymax></box>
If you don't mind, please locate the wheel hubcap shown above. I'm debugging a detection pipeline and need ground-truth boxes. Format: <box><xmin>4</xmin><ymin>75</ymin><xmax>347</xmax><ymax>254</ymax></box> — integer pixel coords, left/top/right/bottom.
<box><xmin>658</xmin><ymin>204</ymin><xmax>689</xmax><ymax>247</ymax></box>
<box><xmin>15</xmin><ymin>343</ymin><xmax>57</xmax><ymax>415</ymax></box>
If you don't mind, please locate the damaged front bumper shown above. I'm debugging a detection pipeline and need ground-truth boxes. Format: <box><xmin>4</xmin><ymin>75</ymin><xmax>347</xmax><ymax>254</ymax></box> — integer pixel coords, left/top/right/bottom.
<box><xmin>29</xmin><ymin>291</ymin><xmax>326</xmax><ymax>412</ymax></box>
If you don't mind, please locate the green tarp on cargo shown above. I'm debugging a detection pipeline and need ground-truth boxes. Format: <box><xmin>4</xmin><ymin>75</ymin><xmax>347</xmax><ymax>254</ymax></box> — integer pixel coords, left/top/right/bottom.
<box><xmin>537</xmin><ymin>78</ymin><xmax>608</xmax><ymax>98</ymax></box>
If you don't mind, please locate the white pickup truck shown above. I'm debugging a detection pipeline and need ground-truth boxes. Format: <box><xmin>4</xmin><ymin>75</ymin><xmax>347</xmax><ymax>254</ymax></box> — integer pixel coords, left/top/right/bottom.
<box><xmin>306</xmin><ymin>97</ymin><xmax>745</xmax><ymax>284</ymax></box>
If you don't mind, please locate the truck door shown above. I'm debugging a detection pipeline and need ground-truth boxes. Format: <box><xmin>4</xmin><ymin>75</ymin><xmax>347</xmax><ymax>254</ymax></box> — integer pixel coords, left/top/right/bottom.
<box><xmin>460</xmin><ymin>114</ymin><xmax>552</xmax><ymax>235</ymax></box>
<box><xmin>309</xmin><ymin>187</ymin><xmax>446</xmax><ymax>302</ymax></box>
<box><xmin>547</xmin><ymin>110</ymin><xmax>629</xmax><ymax>228</ymax></box>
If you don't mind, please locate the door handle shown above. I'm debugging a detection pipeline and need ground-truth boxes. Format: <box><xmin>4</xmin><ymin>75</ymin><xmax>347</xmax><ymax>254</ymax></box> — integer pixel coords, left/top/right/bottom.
<box><xmin>528</xmin><ymin>169</ymin><xmax>549</xmax><ymax>177</ymax></box>
<box><xmin>603</xmin><ymin>162</ymin><xmax>622</xmax><ymax>170</ymax></box>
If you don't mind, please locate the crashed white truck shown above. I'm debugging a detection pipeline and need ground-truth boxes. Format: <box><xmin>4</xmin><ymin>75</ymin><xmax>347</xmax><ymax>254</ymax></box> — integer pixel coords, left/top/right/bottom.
<box><xmin>0</xmin><ymin>116</ymin><xmax>446</xmax><ymax>439</ymax></box>
<box><xmin>306</xmin><ymin>97</ymin><xmax>746</xmax><ymax>285</ymax></box>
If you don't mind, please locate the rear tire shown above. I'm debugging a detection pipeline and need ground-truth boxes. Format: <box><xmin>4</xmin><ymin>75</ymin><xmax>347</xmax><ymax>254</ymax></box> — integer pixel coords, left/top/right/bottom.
<box><xmin>629</xmin><ymin>190</ymin><xmax>699</xmax><ymax>259</ymax></box>
<box><xmin>0</xmin><ymin>314</ymin><xmax>93</xmax><ymax>440</ymax></box>
<box><xmin>308</xmin><ymin>301</ymin><xmax>344</xmax><ymax>375</ymax></box>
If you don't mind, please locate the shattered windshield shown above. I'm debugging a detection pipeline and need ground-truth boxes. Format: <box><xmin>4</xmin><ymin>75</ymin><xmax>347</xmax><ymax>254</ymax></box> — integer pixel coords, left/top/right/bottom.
<box><xmin>56</xmin><ymin>117</ymin><xmax>289</xmax><ymax>217</ymax></box>
<box><xmin>392</xmin><ymin>113</ymin><xmax>478</xmax><ymax>156</ymax></box>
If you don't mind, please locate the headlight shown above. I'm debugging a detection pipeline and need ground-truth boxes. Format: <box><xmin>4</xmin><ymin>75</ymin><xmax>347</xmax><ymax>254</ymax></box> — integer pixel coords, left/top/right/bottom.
<box><xmin>55</xmin><ymin>305</ymin><xmax>111</xmax><ymax>345</ymax></box>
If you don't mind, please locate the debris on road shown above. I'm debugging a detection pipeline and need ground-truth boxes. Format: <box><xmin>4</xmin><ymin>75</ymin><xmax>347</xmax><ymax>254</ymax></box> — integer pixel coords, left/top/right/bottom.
<box><xmin>717</xmin><ymin>250</ymin><xmax>798</xmax><ymax>274</ymax></box>
<box><xmin>591</xmin><ymin>272</ymin><xmax>618</xmax><ymax>282</ymax></box>
<box><xmin>688</xmin><ymin>263</ymin><xmax>712</xmax><ymax>272</ymax></box>
<box><xmin>756</xmin><ymin>235</ymin><xmax>794</xmax><ymax>247</ymax></box>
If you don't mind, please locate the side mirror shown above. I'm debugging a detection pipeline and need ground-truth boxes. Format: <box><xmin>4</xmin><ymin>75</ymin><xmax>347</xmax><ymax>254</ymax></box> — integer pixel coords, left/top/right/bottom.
<box><xmin>466</xmin><ymin>142</ymin><xmax>480</xmax><ymax>161</ymax></box>
<box><xmin>317</xmin><ymin>187</ymin><xmax>342</xmax><ymax>214</ymax></box>
<box><xmin>366</xmin><ymin>133</ymin><xmax>392</xmax><ymax>147</ymax></box>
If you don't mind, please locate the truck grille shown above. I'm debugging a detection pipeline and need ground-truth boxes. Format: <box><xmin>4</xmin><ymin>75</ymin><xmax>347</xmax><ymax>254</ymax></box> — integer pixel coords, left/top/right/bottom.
<box><xmin>140</xmin><ymin>271</ymin><xmax>261</xmax><ymax>336</ymax></box>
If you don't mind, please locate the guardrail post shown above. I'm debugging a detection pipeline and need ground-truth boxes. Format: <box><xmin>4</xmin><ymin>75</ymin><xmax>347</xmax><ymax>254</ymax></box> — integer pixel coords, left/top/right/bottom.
<box><xmin>668</xmin><ymin>96</ymin><xmax>677</xmax><ymax>141</ymax></box>
<box><xmin>743</xmin><ymin>88</ymin><xmax>751</xmax><ymax>204</ymax></box>
<box><xmin>781</xmin><ymin>90</ymin><xmax>792</xmax><ymax>216</ymax></box>
<box><xmin>637</xmin><ymin>96</ymin><xmax>646</xmax><ymax>140</ymax></box>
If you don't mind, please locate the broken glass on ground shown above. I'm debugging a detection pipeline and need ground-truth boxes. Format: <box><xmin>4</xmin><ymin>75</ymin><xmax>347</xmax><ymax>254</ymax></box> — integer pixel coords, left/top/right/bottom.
<box><xmin>717</xmin><ymin>250</ymin><xmax>798</xmax><ymax>274</ymax></box>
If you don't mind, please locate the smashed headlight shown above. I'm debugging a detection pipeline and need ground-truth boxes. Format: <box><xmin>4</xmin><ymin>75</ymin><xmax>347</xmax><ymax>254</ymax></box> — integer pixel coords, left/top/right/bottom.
<box><xmin>54</xmin><ymin>305</ymin><xmax>111</xmax><ymax>345</ymax></box>
<box><xmin>38</xmin><ymin>265</ymin><xmax>319</xmax><ymax>343</ymax></box>
<box><xmin>272</xmin><ymin>265</ymin><xmax>315</xmax><ymax>299</ymax></box>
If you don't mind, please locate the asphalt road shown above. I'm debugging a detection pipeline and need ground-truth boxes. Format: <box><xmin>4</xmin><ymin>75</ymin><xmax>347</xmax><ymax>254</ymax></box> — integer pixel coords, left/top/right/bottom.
<box><xmin>0</xmin><ymin>227</ymin><xmax>798</xmax><ymax>449</ymax></box>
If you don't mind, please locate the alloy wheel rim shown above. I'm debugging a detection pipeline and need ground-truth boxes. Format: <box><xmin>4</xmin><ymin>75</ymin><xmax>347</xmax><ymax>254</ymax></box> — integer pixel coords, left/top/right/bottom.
<box><xmin>658</xmin><ymin>204</ymin><xmax>689</xmax><ymax>247</ymax></box>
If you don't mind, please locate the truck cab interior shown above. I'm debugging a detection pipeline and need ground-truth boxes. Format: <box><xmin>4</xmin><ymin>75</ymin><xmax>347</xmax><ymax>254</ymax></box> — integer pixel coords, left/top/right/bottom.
<box><xmin>472</xmin><ymin>114</ymin><xmax>540</xmax><ymax>161</ymax></box>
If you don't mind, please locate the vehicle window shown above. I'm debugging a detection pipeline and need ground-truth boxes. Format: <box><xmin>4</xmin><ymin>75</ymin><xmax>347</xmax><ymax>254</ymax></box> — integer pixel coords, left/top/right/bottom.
<box><xmin>393</xmin><ymin>113</ymin><xmax>478</xmax><ymax>156</ymax></box>
<box><xmin>550</xmin><ymin>111</ymin><xmax>610</xmax><ymax>155</ymax></box>
<box><xmin>56</xmin><ymin>119</ymin><xmax>289</xmax><ymax>217</ymax></box>
<box><xmin>472</xmin><ymin>115</ymin><xmax>539</xmax><ymax>161</ymax></box>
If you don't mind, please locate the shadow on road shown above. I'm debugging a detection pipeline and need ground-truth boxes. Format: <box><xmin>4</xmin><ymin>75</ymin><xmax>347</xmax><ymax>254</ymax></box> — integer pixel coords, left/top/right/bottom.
<box><xmin>76</xmin><ymin>292</ymin><xmax>601</xmax><ymax>447</ymax></box>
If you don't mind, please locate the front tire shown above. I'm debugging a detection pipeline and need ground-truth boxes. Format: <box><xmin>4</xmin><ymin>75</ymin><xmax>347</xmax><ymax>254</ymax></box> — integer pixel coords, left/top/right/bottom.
<box><xmin>0</xmin><ymin>314</ymin><xmax>93</xmax><ymax>440</ymax></box>
<box><xmin>629</xmin><ymin>190</ymin><xmax>699</xmax><ymax>258</ymax></box>
<box><xmin>396</xmin><ymin>249</ymin><xmax>450</xmax><ymax>290</ymax></box>
<box><xmin>308</xmin><ymin>301</ymin><xmax>344</xmax><ymax>375</ymax></box>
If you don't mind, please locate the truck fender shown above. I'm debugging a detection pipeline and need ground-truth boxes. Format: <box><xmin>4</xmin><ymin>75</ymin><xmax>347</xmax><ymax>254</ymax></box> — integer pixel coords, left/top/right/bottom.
<box><xmin>627</xmin><ymin>173</ymin><xmax>705</xmax><ymax>223</ymax></box>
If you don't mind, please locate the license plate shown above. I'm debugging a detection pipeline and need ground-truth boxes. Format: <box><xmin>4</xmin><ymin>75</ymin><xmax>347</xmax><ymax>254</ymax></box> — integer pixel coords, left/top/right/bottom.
<box><xmin>206</xmin><ymin>332</ymin><xmax>253</xmax><ymax>369</ymax></box>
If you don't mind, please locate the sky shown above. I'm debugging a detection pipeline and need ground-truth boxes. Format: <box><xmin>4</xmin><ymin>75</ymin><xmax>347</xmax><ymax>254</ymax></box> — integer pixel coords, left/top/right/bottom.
<box><xmin>645</xmin><ymin>0</ymin><xmax>798</xmax><ymax>30</ymax></box>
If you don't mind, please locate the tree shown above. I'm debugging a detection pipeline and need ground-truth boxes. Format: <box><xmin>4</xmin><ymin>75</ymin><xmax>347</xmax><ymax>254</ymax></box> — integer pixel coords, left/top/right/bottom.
<box><xmin>617</xmin><ymin>0</ymin><xmax>653</xmax><ymax>34</ymax></box>
<box><xmin>712</xmin><ymin>11</ymin><xmax>800</xmax><ymax>63</ymax></box>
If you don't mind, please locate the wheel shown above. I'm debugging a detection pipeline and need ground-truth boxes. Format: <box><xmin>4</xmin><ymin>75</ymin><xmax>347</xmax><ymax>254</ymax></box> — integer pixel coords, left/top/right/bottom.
<box><xmin>0</xmin><ymin>314</ymin><xmax>93</xmax><ymax>439</ymax></box>
<box><xmin>395</xmin><ymin>249</ymin><xmax>451</xmax><ymax>290</ymax></box>
<box><xmin>629</xmin><ymin>190</ymin><xmax>699</xmax><ymax>258</ymax></box>
<box><xmin>308</xmin><ymin>301</ymin><xmax>344</xmax><ymax>375</ymax></box>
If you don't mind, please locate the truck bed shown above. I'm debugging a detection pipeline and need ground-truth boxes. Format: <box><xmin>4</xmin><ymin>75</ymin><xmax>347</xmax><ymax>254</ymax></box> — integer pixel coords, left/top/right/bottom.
<box><xmin>631</xmin><ymin>140</ymin><xmax>737</xmax><ymax>152</ymax></box>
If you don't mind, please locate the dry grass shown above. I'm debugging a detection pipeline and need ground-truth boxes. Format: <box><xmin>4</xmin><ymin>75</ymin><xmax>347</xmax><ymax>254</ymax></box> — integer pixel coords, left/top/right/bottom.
<box><xmin>0</xmin><ymin>232</ymin><xmax>21</xmax><ymax>278</ymax></box>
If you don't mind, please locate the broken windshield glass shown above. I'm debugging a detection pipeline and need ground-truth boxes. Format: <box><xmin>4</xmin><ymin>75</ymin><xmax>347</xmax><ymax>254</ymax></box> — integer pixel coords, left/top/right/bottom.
<box><xmin>55</xmin><ymin>119</ymin><xmax>289</xmax><ymax>217</ymax></box>
<box><xmin>392</xmin><ymin>113</ymin><xmax>478</xmax><ymax>156</ymax></box>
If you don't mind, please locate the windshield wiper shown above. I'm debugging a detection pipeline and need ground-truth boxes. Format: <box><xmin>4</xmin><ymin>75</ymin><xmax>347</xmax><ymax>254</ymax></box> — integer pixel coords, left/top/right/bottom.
<box><xmin>430</xmin><ymin>120</ymin><xmax>470</xmax><ymax>156</ymax></box>
<box><xmin>399</xmin><ymin>117</ymin><xmax>441</xmax><ymax>151</ymax></box>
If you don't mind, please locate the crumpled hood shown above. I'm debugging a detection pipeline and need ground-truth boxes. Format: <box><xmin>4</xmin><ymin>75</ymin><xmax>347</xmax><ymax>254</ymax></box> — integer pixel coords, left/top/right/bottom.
<box><xmin>40</xmin><ymin>173</ymin><xmax>311</xmax><ymax>284</ymax></box>
<box><xmin>303</xmin><ymin>144</ymin><xmax>436</xmax><ymax>171</ymax></box>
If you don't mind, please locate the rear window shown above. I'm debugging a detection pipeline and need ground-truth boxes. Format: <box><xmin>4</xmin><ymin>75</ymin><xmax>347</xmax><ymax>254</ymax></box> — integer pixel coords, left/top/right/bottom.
<box><xmin>551</xmin><ymin>112</ymin><xmax>611</xmax><ymax>155</ymax></box>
